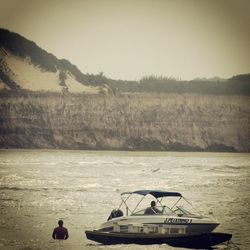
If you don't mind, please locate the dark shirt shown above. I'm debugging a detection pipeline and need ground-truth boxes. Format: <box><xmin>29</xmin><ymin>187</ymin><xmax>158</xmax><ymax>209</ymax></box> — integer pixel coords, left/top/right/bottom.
<box><xmin>52</xmin><ymin>226</ymin><xmax>69</xmax><ymax>240</ymax></box>
<box><xmin>144</xmin><ymin>206</ymin><xmax>162</xmax><ymax>215</ymax></box>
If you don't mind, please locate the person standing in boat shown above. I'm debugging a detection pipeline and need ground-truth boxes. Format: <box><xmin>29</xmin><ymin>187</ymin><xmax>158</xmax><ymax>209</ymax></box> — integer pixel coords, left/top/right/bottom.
<box><xmin>52</xmin><ymin>220</ymin><xmax>69</xmax><ymax>240</ymax></box>
<box><xmin>144</xmin><ymin>201</ymin><xmax>162</xmax><ymax>215</ymax></box>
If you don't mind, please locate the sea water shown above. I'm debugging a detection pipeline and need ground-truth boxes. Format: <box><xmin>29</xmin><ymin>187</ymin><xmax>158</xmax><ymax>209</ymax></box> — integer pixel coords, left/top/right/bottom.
<box><xmin>0</xmin><ymin>150</ymin><xmax>249</xmax><ymax>250</ymax></box>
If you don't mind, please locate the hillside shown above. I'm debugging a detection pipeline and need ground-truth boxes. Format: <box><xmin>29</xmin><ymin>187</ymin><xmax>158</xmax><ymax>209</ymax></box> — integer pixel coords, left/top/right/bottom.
<box><xmin>0</xmin><ymin>28</ymin><xmax>249</xmax><ymax>152</ymax></box>
<box><xmin>0</xmin><ymin>28</ymin><xmax>108</xmax><ymax>93</ymax></box>
<box><xmin>0</xmin><ymin>92</ymin><xmax>249</xmax><ymax>152</ymax></box>
<box><xmin>0</xmin><ymin>28</ymin><xmax>250</xmax><ymax>95</ymax></box>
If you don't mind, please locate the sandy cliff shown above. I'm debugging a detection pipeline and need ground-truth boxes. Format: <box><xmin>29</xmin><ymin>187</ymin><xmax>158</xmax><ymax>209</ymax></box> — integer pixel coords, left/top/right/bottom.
<box><xmin>0</xmin><ymin>92</ymin><xmax>249</xmax><ymax>152</ymax></box>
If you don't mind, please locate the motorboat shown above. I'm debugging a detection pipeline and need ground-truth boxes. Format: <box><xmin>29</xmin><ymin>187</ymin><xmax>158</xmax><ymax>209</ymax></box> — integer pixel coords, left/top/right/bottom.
<box><xmin>85</xmin><ymin>190</ymin><xmax>232</xmax><ymax>248</ymax></box>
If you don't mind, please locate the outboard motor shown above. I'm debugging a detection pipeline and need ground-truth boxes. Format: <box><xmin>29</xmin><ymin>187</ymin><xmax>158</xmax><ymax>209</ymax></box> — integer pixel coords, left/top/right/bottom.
<box><xmin>107</xmin><ymin>209</ymin><xmax>123</xmax><ymax>221</ymax></box>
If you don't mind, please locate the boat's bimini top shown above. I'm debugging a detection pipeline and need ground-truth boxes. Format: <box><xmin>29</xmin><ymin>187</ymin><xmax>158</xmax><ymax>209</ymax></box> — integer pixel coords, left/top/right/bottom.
<box><xmin>121</xmin><ymin>190</ymin><xmax>182</xmax><ymax>198</ymax></box>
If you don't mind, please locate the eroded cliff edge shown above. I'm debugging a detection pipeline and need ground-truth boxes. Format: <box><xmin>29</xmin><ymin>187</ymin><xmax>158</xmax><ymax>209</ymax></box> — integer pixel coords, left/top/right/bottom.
<box><xmin>0</xmin><ymin>92</ymin><xmax>249</xmax><ymax>152</ymax></box>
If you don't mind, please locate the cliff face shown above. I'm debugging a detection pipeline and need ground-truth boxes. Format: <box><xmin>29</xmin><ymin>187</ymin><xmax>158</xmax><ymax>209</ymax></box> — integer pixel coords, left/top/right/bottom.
<box><xmin>0</xmin><ymin>93</ymin><xmax>249</xmax><ymax>152</ymax></box>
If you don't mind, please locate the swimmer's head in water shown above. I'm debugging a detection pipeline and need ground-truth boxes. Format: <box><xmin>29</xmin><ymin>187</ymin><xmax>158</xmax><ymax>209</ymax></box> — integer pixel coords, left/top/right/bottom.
<box><xmin>58</xmin><ymin>220</ymin><xmax>63</xmax><ymax>226</ymax></box>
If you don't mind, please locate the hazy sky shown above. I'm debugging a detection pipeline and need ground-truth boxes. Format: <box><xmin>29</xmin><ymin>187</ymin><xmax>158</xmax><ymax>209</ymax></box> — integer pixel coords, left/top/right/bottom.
<box><xmin>0</xmin><ymin>0</ymin><xmax>249</xmax><ymax>80</ymax></box>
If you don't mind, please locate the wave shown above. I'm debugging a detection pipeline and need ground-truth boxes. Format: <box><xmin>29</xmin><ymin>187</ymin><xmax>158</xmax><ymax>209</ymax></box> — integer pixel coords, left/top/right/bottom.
<box><xmin>0</xmin><ymin>186</ymin><xmax>93</xmax><ymax>192</ymax></box>
<box><xmin>0</xmin><ymin>197</ymin><xmax>19</xmax><ymax>201</ymax></box>
<box><xmin>0</xmin><ymin>186</ymin><xmax>48</xmax><ymax>192</ymax></box>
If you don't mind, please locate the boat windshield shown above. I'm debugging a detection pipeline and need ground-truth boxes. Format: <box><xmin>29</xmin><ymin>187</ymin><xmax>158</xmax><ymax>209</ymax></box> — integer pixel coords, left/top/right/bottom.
<box><xmin>172</xmin><ymin>206</ymin><xmax>195</xmax><ymax>217</ymax></box>
<box><xmin>132</xmin><ymin>206</ymin><xmax>174</xmax><ymax>216</ymax></box>
<box><xmin>132</xmin><ymin>205</ymin><xmax>197</xmax><ymax>217</ymax></box>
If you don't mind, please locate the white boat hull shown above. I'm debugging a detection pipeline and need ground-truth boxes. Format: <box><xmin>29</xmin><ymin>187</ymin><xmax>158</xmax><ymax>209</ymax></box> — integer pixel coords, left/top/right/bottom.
<box><xmin>99</xmin><ymin>215</ymin><xmax>219</xmax><ymax>235</ymax></box>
